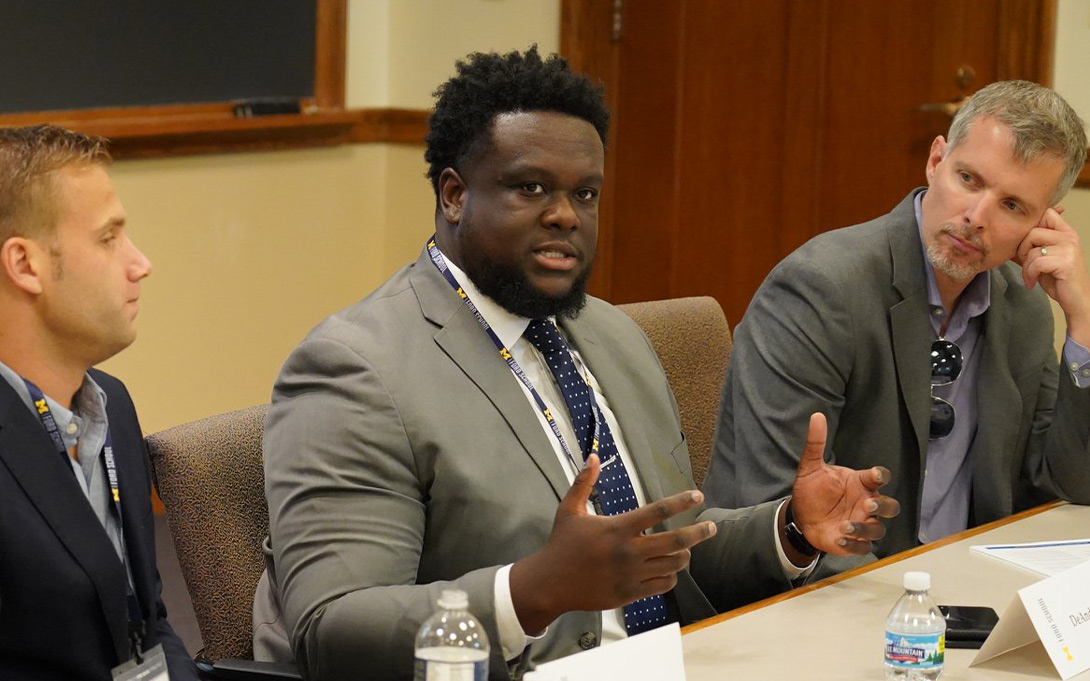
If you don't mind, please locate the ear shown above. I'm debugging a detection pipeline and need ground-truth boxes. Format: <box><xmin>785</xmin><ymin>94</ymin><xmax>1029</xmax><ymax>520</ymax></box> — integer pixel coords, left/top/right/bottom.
<box><xmin>438</xmin><ymin>168</ymin><xmax>467</xmax><ymax>225</ymax></box>
<box><xmin>925</xmin><ymin>135</ymin><xmax>947</xmax><ymax>184</ymax></box>
<box><xmin>0</xmin><ymin>237</ymin><xmax>46</xmax><ymax>295</ymax></box>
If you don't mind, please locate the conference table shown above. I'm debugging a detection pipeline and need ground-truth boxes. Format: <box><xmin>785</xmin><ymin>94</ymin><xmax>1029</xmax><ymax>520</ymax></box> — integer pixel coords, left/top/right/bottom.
<box><xmin>682</xmin><ymin>501</ymin><xmax>1090</xmax><ymax>680</ymax></box>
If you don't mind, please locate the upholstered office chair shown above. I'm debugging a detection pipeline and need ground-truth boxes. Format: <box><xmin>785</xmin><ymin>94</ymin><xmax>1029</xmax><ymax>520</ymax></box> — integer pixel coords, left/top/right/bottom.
<box><xmin>147</xmin><ymin>404</ymin><xmax>299</xmax><ymax>680</ymax></box>
<box><xmin>617</xmin><ymin>296</ymin><xmax>732</xmax><ymax>487</ymax></box>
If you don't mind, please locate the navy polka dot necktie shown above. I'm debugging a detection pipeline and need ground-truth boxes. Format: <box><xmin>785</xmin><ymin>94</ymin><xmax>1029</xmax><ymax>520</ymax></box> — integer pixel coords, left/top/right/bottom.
<box><xmin>524</xmin><ymin>318</ymin><xmax>671</xmax><ymax>636</ymax></box>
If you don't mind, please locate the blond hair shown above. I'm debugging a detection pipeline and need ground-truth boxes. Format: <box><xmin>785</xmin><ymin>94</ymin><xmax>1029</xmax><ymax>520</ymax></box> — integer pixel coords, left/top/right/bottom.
<box><xmin>0</xmin><ymin>125</ymin><xmax>111</xmax><ymax>243</ymax></box>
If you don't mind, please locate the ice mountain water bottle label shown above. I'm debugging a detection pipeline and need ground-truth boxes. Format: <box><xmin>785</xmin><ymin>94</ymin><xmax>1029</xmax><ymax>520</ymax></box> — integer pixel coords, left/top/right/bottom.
<box><xmin>884</xmin><ymin>631</ymin><xmax>945</xmax><ymax>669</ymax></box>
<box><xmin>414</xmin><ymin>648</ymin><xmax>488</xmax><ymax>681</ymax></box>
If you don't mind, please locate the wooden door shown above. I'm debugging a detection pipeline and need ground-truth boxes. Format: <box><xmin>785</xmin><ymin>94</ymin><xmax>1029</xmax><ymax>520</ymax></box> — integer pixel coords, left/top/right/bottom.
<box><xmin>562</xmin><ymin>0</ymin><xmax>1056</xmax><ymax>326</ymax></box>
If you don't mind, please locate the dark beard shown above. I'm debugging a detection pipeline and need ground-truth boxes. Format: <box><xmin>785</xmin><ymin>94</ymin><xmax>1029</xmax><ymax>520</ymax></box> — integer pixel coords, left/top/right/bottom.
<box><xmin>464</xmin><ymin>256</ymin><xmax>591</xmax><ymax>320</ymax></box>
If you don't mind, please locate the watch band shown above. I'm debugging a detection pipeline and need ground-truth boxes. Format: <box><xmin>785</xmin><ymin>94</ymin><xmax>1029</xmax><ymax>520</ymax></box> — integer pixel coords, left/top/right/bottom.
<box><xmin>784</xmin><ymin>499</ymin><xmax>819</xmax><ymax>557</ymax></box>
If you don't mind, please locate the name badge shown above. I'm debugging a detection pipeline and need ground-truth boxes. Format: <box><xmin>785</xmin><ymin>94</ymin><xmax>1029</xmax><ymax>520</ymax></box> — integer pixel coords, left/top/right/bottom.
<box><xmin>111</xmin><ymin>643</ymin><xmax>170</xmax><ymax>681</ymax></box>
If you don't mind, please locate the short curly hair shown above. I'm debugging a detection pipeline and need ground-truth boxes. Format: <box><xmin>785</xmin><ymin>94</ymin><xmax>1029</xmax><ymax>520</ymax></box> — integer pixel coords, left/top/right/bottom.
<box><xmin>424</xmin><ymin>45</ymin><xmax>610</xmax><ymax>197</ymax></box>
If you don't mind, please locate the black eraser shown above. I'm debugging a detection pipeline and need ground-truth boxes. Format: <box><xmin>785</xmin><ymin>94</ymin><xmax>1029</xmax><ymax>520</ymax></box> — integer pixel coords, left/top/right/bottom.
<box><xmin>233</xmin><ymin>98</ymin><xmax>302</xmax><ymax>117</ymax></box>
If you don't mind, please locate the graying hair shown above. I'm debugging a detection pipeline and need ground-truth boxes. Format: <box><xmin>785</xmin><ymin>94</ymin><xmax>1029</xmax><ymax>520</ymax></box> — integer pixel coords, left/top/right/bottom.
<box><xmin>946</xmin><ymin>81</ymin><xmax>1087</xmax><ymax>206</ymax></box>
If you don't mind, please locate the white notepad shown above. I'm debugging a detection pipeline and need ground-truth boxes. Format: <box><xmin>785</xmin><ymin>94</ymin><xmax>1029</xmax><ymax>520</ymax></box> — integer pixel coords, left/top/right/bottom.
<box><xmin>971</xmin><ymin>538</ymin><xmax>1090</xmax><ymax>576</ymax></box>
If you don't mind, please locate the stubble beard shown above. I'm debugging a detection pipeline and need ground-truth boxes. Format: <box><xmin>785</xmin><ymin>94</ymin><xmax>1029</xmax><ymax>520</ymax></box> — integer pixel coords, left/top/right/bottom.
<box><xmin>926</xmin><ymin>224</ymin><xmax>988</xmax><ymax>280</ymax></box>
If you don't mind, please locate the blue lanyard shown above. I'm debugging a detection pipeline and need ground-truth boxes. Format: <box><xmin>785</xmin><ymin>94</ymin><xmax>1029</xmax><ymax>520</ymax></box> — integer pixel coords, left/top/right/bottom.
<box><xmin>21</xmin><ymin>377</ymin><xmax>146</xmax><ymax>655</ymax></box>
<box><xmin>427</xmin><ymin>238</ymin><xmax>610</xmax><ymax>491</ymax></box>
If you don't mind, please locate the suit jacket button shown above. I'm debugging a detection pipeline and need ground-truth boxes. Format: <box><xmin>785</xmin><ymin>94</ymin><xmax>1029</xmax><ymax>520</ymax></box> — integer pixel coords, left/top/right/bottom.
<box><xmin>578</xmin><ymin>632</ymin><xmax>598</xmax><ymax>650</ymax></box>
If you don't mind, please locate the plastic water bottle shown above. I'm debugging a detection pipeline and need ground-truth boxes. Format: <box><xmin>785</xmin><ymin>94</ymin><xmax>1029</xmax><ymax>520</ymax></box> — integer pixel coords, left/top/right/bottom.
<box><xmin>884</xmin><ymin>571</ymin><xmax>945</xmax><ymax>680</ymax></box>
<box><xmin>414</xmin><ymin>589</ymin><xmax>489</xmax><ymax>681</ymax></box>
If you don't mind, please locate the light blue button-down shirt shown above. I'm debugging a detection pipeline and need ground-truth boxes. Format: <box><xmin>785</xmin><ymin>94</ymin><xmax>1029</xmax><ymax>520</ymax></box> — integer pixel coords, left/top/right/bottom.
<box><xmin>0</xmin><ymin>360</ymin><xmax>128</xmax><ymax>570</ymax></box>
<box><xmin>914</xmin><ymin>193</ymin><xmax>1090</xmax><ymax>543</ymax></box>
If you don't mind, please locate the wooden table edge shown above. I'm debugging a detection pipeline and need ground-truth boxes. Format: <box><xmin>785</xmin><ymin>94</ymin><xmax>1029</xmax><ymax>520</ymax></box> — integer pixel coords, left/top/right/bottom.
<box><xmin>682</xmin><ymin>499</ymin><xmax>1067</xmax><ymax>635</ymax></box>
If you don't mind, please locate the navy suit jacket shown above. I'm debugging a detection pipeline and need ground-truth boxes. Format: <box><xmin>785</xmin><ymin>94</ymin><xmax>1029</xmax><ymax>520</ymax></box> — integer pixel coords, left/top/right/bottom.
<box><xmin>0</xmin><ymin>369</ymin><xmax>197</xmax><ymax>681</ymax></box>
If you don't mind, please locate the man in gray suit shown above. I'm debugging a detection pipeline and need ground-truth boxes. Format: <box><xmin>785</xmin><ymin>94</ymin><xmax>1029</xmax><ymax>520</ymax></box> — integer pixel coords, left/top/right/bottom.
<box><xmin>706</xmin><ymin>80</ymin><xmax>1090</xmax><ymax>572</ymax></box>
<box><xmin>254</xmin><ymin>47</ymin><xmax>899</xmax><ymax>680</ymax></box>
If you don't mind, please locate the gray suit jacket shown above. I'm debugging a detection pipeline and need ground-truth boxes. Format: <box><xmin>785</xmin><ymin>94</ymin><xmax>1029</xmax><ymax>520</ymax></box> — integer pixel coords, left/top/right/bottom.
<box><xmin>705</xmin><ymin>190</ymin><xmax>1090</xmax><ymax>566</ymax></box>
<box><xmin>256</xmin><ymin>249</ymin><xmax>790</xmax><ymax>681</ymax></box>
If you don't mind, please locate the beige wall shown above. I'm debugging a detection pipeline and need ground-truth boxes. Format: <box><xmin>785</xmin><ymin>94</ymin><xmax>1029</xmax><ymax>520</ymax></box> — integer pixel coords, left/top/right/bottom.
<box><xmin>1049</xmin><ymin>0</ymin><xmax>1090</xmax><ymax>348</ymax></box>
<box><xmin>99</xmin><ymin>0</ymin><xmax>560</xmax><ymax>433</ymax></box>
<box><xmin>1055</xmin><ymin>0</ymin><xmax>1090</xmax><ymax>118</ymax></box>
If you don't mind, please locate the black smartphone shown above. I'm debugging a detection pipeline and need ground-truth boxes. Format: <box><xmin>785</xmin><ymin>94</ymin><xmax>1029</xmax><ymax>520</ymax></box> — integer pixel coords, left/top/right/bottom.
<box><xmin>939</xmin><ymin>605</ymin><xmax>1000</xmax><ymax>649</ymax></box>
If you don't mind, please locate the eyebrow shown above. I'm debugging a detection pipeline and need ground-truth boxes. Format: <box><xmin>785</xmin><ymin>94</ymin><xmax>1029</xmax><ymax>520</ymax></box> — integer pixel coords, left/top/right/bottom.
<box><xmin>959</xmin><ymin>162</ymin><xmax>1039</xmax><ymax>213</ymax></box>
<box><xmin>498</xmin><ymin>163</ymin><xmax>604</xmax><ymax>185</ymax></box>
<box><xmin>95</xmin><ymin>216</ymin><xmax>126</xmax><ymax>234</ymax></box>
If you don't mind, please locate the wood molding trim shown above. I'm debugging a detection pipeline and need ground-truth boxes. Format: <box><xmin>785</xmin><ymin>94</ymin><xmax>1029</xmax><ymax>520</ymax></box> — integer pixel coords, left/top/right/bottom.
<box><xmin>0</xmin><ymin>107</ymin><xmax>430</xmax><ymax>159</ymax></box>
<box><xmin>353</xmin><ymin>108</ymin><xmax>431</xmax><ymax>146</ymax></box>
<box><xmin>1078</xmin><ymin>159</ymin><xmax>1090</xmax><ymax>190</ymax></box>
<box><xmin>314</xmin><ymin>0</ymin><xmax>348</xmax><ymax>109</ymax></box>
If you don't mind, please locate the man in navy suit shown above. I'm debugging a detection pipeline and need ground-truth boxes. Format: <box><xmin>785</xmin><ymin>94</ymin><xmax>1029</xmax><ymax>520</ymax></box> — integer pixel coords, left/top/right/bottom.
<box><xmin>0</xmin><ymin>125</ymin><xmax>198</xmax><ymax>680</ymax></box>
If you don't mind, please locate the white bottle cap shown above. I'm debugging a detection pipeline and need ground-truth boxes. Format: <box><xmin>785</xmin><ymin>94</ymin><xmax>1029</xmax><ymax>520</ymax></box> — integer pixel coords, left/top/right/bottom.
<box><xmin>904</xmin><ymin>571</ymin><xmax>931</xmax><ymax>591</ymax></box>
<box><xmin>437</xmin><ymin>589</ymin><xmax>469</xmax><ymax>610</ymax></box>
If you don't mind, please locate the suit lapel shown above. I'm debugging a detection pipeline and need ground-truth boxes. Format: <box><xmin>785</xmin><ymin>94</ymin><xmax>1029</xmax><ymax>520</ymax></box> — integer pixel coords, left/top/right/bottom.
<box><xmin>101</xmin><ymin>382</ymin><xmax>157</xmax><ymax>634</ymax></box>
<box><xmin>0</xmin><ymin>381</ymin><xmax>131</xmax><ymax>662</ymax></box>
<box><xmin>971</xmin><ymin>274</ymin><xmax>1019</xmax><ymax>513</ymax></box>
<box><xmin>561</xmin><ymin>313</ymin><xmax>668</xmax><ymax>504</ymax></box>
<box><xmin>888</xmin><ymin>191</ymin><xmax>933</xmax><ymax>470</ymax></box>
<box><xmin>411</xmin><ymin>251</ymin><xmax>571</xmax><ymax>500</ymax></box>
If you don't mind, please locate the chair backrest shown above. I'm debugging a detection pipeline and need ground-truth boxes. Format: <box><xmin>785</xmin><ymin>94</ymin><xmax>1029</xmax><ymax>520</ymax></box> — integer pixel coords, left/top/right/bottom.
<box><xmin>147</xmin><ymin>404</ymin><xmax>270</xmax><ymax>663</ymax></box>
<box><xmin>617</xmin><ymin>296</ymin><xmax>732</xmax><ymax>488</ymax></box>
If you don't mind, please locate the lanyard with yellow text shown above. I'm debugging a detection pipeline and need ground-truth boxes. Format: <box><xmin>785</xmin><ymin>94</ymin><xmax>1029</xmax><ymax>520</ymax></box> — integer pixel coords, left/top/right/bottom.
<box><xmin>22</xmin><ymin>377</ymin><xmax>148</xmax><ymax>660</ymax></box>
<box><xmin>427</xmin><ymin>238</ymin><xmax>606</xmax><ymax>509</ymax></box>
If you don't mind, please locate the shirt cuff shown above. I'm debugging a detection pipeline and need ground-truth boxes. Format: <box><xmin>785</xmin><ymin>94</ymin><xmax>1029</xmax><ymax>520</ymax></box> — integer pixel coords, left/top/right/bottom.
<box><xmin>494</xmin><ymin>564</ymin><xmax>547</xmax><ymax>661</ymax></box>
<box><xmin>773</xmin><ymin>498</ymin><xmax>818</xmax><ymax>580</ymax></box>
<box><xmin>1062</xmin><ymin>336</ymin><xmax>1090</xmax><ymax>389</ymax></box>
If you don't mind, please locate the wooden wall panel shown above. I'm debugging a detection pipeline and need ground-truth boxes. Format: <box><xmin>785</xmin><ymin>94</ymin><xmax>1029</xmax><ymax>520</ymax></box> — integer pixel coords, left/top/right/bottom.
<box><xmin>607</xmin><ymin>3</ymin><xmax>685</xmax><ymax>305</ymax></box>
<box><xmin>606</xmin><ymin>0</ymin><xmax>680</xmax><ymax>302</ymax></box>
<box><xmin>563</xmin><ymin>0</ymin><xmax>1059</xmax><ymax>326</ymax></box>
<box><xmin>561</xmin><ymin>0</ymin><xmax>622</xmax><ymax>298</ymax></box>
<box><xmin>669</xmin><ymin>0</ymin><xmax>793</xmax><ymax>323</ymax></box>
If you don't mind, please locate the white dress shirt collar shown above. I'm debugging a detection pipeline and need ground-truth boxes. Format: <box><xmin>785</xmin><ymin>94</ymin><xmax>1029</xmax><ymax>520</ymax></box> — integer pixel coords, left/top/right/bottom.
<box><xmin>439</xmin><ymin>251</ymin><xmax>538</xmax><ymax>345</ymax></box>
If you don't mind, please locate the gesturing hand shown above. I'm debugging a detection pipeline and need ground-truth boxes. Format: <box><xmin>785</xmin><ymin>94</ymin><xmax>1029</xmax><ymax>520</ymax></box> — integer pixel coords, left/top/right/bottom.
<box><xmin>510</xmin><ymin>454</ymin><xmax>717</xmax><ymax>634</ymax></box>
<box><xmin>790</xmin><ymin>413</ymin><xmax>900</xmax><ymax>556</ymax></box>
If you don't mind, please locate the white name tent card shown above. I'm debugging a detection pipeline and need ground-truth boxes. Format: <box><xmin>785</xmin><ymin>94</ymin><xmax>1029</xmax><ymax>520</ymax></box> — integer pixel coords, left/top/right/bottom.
<box><xmin>972</xmin><ymin>558</ymin><xmax>1090</xmax><ymax>679</ymax></box>
<box><xmin>531</xmin><ymin>622</ymin><xmax>686</xmax><ymax>681</ymax></box>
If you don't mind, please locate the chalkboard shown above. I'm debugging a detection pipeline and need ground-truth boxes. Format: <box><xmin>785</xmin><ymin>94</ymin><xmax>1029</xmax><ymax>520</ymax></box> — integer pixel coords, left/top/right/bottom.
<box><xmin>0</xmin><ymin>1</ymin><xmax>317</xmax><ymax>114</ymax></box>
